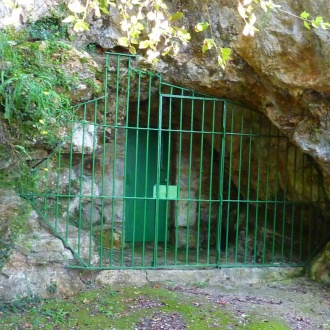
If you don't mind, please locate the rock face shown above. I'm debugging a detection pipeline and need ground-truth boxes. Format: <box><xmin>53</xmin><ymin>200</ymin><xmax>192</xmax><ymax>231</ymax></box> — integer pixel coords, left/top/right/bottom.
<box><xmin>0</xmin><ymin>0</ymin><xmax>330</xmax><ymax>298</ymax></box>
<box><xmin>0</xmin><ymin>209</ymin><xmax>86</xmax><ymax>302</ymax></box>
<box><xmin>78</xmin><ymin>0</ymin><xmax>330</xmax><ymax>281</ymax></box>
<box><xmin>309</xmin><ymin>241</ymin><xmax>330</xmax><ymax>285</ymax></box>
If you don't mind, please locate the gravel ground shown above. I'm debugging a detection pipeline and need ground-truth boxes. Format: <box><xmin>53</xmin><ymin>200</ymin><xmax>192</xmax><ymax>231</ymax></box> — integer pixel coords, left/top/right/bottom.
<box><xmin>1</xmin><ymin>275</ymin><xmax>329</xmax><ymax>329</ymax></box>
<box><xmin>162</xmin><ymin>277</ymin><xmax>330</xmax><ymax>329</ymax></box>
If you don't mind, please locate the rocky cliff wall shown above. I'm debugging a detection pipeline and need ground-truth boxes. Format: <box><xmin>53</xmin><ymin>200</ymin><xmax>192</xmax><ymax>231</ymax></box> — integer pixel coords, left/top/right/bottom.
<box><xmin>0</xmin><ymin>0</ymin><xmax>330</xmax><ymax>301</ymax></box>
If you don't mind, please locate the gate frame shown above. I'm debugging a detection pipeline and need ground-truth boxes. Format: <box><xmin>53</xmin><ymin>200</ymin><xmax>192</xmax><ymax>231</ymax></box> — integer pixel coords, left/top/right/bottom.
<box><xmin>20</xmin><ymin>53</ymin><xmax>330</xmax><ymax>270</ymax></box>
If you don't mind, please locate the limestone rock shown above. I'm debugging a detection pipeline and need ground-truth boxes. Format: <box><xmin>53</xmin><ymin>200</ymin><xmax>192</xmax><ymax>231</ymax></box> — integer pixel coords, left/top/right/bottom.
<box><xmin>309</xmin><ymin>241</ymin><xmax>330</xmax><ymax>285</ymax></box>
<box><xmin>0</xmin><ymin>211</ymin><xmax>86</xmax><ymax>302</ymax></box>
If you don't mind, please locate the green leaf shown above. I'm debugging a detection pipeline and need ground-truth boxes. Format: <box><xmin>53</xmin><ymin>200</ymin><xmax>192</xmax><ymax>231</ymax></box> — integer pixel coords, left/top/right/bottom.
<box><xmin>315</xmin><ymin>16</ymin><xmax>323</xmax><ymax>23</ymax></box>
<box><xmin>73</xmin><ymin>20</ymin><xmax>90</xmax><ymax>32</ymax></box>
<box><xmin>139</xmin><ymin>40</ymin><xmax>150</xmax><ymax>49</ymax></box>
<box><xmin>300</xmin><ymin>11</ymin><xmax>310</xmax><ymax>20</ymax></box>
<box><xmin>118</xmin><ymin>37</ymin><xmax>129</xmax><ymax>47</ymax></box>
<box><xmin>202</xmin><ymin>38</ymin><xmax>215</xmax><ymax>53</ymax></box>
<box><xmin>176</xmin><ymin>28</ymin><xmax>191</xmax><ymax>42</ymax></box>
<box><xmin>129</xmin><ymin>45</ymin><xmax>136</xmax><ymax>54</ymax></box>
<box><xmin>195</xmin><ymin>22</ymin><xmax>209</xmax><ymax>32</ymax></box>
<box><xmin>304</xmin><ymin>21</ymin><xmax>311</xmax><ymax>30</ymax></box>
<box><xmin>15</xmin><ymin>145</ymin><xmax>31</xmax><ymax>159</ymax></box>
<box><xmin>312</xmin><ymin>16</ymin><xmax>323</xmax><ymax>28</ymax></box>
<box><xmin>4</xmin><ymin>94</ymin><xmax>12</xmax><ymax>123</ymax></box>
<box><xmin>221</xmin><ymin>47</ymin><xmax>231</xmax><ymax>60</ymax></box>
<box><xmin>100</xmin><ymin>7</ymin><xmax>110</xmax><ymax>14</ymax></box>
<box><xmin>170</xmin><ymin>12</ymin><xmax>184</xmax><ymax>21</ymax></box>
<box><xmin>322</xmin><ymin>22</ymin><xmax>330</xmax><ymax>29</ymax></box>
<box><xmin>162</xmin><ymin>45</ymin><xmax>172</xmax><ymax>56</ymax></box>
<box><xmin>136</xmin><ymin>22</ymin><xmax>144</xmax><ymax>31</ymax></box>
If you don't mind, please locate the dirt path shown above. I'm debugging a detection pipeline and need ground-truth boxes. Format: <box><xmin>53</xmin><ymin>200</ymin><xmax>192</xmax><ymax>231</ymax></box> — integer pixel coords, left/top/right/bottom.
<box><xmin>0</xmin><ymin>276</ymin><xmax>329</xmax><ymax>329</ymax></box>
<box><xmin>167</xmin><ymin>277</ymin><xmax>330</xmax><ymax>329</ymax></box>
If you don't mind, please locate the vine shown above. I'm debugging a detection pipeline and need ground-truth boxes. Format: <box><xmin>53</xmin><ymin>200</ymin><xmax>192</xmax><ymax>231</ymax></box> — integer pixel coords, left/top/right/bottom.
<box><xmin>1</xmin><ymin>0</ymin><xmax>330</xmax><ymax>67</ymax></box>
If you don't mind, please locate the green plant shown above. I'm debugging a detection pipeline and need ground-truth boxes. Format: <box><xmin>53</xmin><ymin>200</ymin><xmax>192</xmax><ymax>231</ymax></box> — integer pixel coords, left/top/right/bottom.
<box><xmin>0</xmin><ymin>294</ymin><xmax>42</xmax><ymax>314</ymax></box>
<box><xmin>46</xmin><ymin>281</ymin><xmax>58</xmax><ymax>294</ymax></box>
<box><xmin>43</xmin><ymin>308</ymin><xmax>70</xmax><ymax>325</ymax></box>
<box><xmin>0</xmin><ymin>31</ymin><xmax>74</xmax><ymax>149</ymax></box>
<box><xmin>99</xmin><ymin>306</ymin><xmax>114</xmax><ymax>317</ymax></box>
<box><xmin>27</xmin><ymin>16</ymin><xmax>69</xmax><ymax>41</ymax></box>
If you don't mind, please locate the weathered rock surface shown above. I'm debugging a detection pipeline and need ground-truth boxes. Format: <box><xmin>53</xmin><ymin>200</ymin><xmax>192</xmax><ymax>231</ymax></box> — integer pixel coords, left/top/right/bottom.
<box><xmin>79</xmin><ymin>0</ymin><xmax>330</xmax><ymax>281</ymax></box>
<box><xmin>309</xmin><ymin>241</ymin><xmax>330</xmax><ymax>285</ymax></box>
<box><xmin>0</xmin><ymin>210</ymin><xmax>86</xmax><ymax>302</ymax></box>
<box><xmin>1</xmin><ymin>0</ymin><xmax>330</xmax><ymax>293</ymax></box>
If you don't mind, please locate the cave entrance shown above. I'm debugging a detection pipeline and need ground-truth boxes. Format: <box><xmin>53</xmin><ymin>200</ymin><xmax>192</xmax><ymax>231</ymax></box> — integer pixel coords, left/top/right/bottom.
<box><xmin>21</xmin><ymin>53</ymin><xmax>330</xmax><ymax>270</ymax></box>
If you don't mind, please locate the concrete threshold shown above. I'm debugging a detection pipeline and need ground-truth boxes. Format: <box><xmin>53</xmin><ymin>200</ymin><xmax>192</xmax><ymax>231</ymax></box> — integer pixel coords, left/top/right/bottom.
<box><xmin>95</xmin><ymin>267</ymin><xmax>304</xmax><ymax>287</ymax></box>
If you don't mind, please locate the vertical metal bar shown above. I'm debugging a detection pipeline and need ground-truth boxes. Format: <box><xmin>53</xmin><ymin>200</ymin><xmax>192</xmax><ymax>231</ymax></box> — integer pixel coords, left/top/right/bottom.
<box><xmin>308</xmin><ymin>158</ymin><xmax>313</xmax><ymax>258</ymax></box>
<box><xmin>122</xmin><ymin>56</ymin><xmax>132</xmax><ymax>267</ymax></box>
<box><xmin>290</xmin><ymin>147</ymin><xmax>297</xmax><ymax>263</ymax></box>
<box><xmin>299</xmin><ymin>154</ymin><xmax>305</xmax><ymax>262</ymax></box>
<box><xmin>225</xmin><ymin>105</ymin><xmax>235</xmax><ymax>263</ymax></box>
<box><xmin>164</xmin><ymin>93</ymin><xmax>173</xmax><ymax>266</ymax></box>
<box><xmin>271</xmin><ymin>130</ymin><xmax>280</xmax><ymax>263</ymax></box>
<box><xmin>253</xmin><ymin>113</ymin><xmax>262</xmax><ymax>264</ymax></box>
<box><xmin>104</xmin><ymin>53</ymin><xmax>109</xmax><ymax>120</ymax></box>
<box><xmin>281</xmin><ymin>137</ymin><xmax>289</xmax><ymax>263</ymax></box>
<box><xmin>217</xmin><ymin>101</ymin><xmax>226</xmax><ymax>266</ymax></box>
<box><xmin>207</xmin><ymin>100</ymin><xmax>216</xmax><ymax>265</ymax></box>
<box><xmin>174</xmin><ymin>90</ymin><xmax>184</xmax><ymax>265</ymax></box>
<box><xmin>153</xmin><ymin>77</ymin><xmax>163</xmax><ymax>267</ymax></box>
<box><xmin>131</xmin><ymin>70</ymin><xmax>141</xmax><ymax>267</ymax></box>
<box><xmin>262</xmin><ymin>121</ymin><xmax>272</xmax><ymax>264</ymax></box>
<box><xmin>77</xmin><ymin>104</ymin><xmax>87</xmax><ymax>258</ymax></box>
<box><xmin>99</xmin><ymin>111</ymin><xmax>107</xmax><ymax>267</ymax></box>
<box><xmin>100</xmin><ymin>54</ymin><xmax>113</xmax><ymax>267</ymax></box>
<box><xmin>65</xmin><ymin>119</ymin><xmax>75</xmax><ymax>243</ymax></box>
<box><xmin>244</xmin><ymin>110</ymin><xmax>253</xmax><ymax>264</ymax></box>
<box><xmin>141</xmin><ymin>73</ymin><xmax>153</xmax><ymax>267</ymax></box>
<box><xmin>196</xmin><ymin>100</ymin><xmax>205</xmax><ymax>264</ymax></box>
<box><xmin>185</xmin><ymin>94</ymin><xmax>194</xmax><ymax>265</ymax></box>
<box><xmin>87</xmin><ymin>102</ymin><xmax>98</xmax><ymax>267</ymax></box>
<box><xmin>55</xmin><ymin>148</ymin><xmax>61</xmax><ymax>232</ymax></box>
<box><xmin>109</xmin><ymin>56</ymin><xmax>122</xmax><ymax>267</ymax></box>
<box><xmin>234</xmin><ymin>111</ymin><xmax>244</xmax><ymax>264</ymax></box>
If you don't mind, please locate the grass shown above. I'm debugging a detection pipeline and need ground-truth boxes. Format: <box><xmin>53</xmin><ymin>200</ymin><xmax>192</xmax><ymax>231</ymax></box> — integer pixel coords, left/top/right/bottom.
<box><xmin>0</xmin><ymin>285</ymin><xmax>291</xmax><ymax>329</ymax></box>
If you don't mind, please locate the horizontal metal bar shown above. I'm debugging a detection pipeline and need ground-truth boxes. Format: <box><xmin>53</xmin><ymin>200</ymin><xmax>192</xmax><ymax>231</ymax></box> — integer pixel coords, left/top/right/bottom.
<box><xmin>65</xmin><ymin>262</ymin><xmax>304</xmax><ymax>270</ymax></box>
<box><xmin>71</xmin><ymin>96</ymin><xmax>106</xmax><ymax>109</ymax></box>
<box><xmin>106</xmin><ymin>52</ymin><xmax>137</xmax><ymax>57</ymax></box>
<box><xmin>161</xmin><ymin>93</ymin><xmax>223</xmax><ymax>101</ymax></box>
<box><xmin>21</xmin><ymin>194</ymin><xmax>328</xmax><ymax>204</ymax></box>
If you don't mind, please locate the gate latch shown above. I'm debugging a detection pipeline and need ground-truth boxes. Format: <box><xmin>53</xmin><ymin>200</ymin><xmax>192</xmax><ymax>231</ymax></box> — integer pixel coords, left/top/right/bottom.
<box><xmin>153</xmin><ymin>185</ymin><xmax>178</xmax><ymax>199</ymax></box>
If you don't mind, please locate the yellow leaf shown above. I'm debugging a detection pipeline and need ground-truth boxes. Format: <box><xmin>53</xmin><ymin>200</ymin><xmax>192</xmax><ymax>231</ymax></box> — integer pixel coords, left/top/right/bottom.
<box><xmin>129</xmin><ymin>45</ymin><xmax>136</xmax><ymax>54</ymax></box>
<box><xmin>62</xmin><ymin>15</ymin><xmax>75</xmax><ymax>23</ymax></box>
<box><xmin>2</xmin><ymin>0</ymin><xmax>15</xmax><ymax>8</ymax></box>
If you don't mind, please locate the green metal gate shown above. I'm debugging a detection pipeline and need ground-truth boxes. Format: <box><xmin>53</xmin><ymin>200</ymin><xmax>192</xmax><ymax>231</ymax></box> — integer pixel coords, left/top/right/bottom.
<box><xmin>21</xmin><ymin>53</ymin><xmax>330</xmax><ymax>269</ymax></box>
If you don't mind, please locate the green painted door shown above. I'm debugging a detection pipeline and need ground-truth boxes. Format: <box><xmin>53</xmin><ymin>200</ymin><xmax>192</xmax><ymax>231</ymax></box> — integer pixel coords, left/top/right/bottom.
<box><xmin>125</xmin><ymin>129</ymin><xmax>168</xmax><ymax>242</ymax></box>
